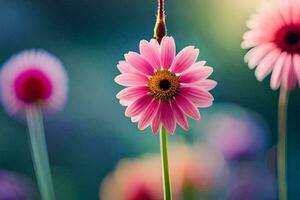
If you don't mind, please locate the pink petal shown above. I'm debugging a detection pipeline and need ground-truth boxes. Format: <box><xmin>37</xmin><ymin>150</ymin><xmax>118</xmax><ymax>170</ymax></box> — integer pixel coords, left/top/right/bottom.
<box><xmin>282</xmin><ymin>54</ymin><xmax>296</xmax><ymax>90</ymax></box>
<box><xmin>255</xmin><ymin>48</ymin><xmax>280</xmax><ymax>81</ymax></box>
<box><xmin>180</xmin><ymin>86</ymin><xmax>214</xmax><ymax>108</ymax></box>
<box><xmin>244</xmin><ymin>43</ymin><xmax>275</xmax><ymax>69</ymax></box>
<box><xmin>171</xmin><ymin>46</ymin><xmax>199</xmax><ymax>73</ymax></box>
<box><xmin>149</xmin><ymin>39</ymin><xmax>160</xmax><ymax>50</ymax></box>
<box><xmin>161</xmin><ymin>36</ymin><xmax>176</xmax><ymax>69</ymax></box>
<box><xmin>117</xmin><ymin>61</ymin><xmax>138</xmax><ymax>74</ymax></box>
<box><xmin>116</xmin><ymin>86</ymin><xmax>148</xmax><ymax>101</ymax></box>
<box><xmin>187</xmin><ymin>61</ymin><xmax>206</xmax><ymax>70</ymax></box>
<box><xmin>139</xmin><ymin>40</ymin><xmax>161</xmax><ymax>70</ymax></box>
<box><xmin>114</xmin><ymin>73</ymin><xmax>148</xmax><ymax>86</ymax></box>
<box><xmin>179</xmin><ymin>67</ymin><xmax>213</xmax><ymax>83</ymax></box>
<box><xmin>271</xmin><ymin>52</ymin><xmax>287</xmax><ymax>90</ymax></box>
<box><xmin>151</xmin><ymin>109</ymin><xmax>161</xmax><ymax>134</ymax></box>
<box><xmin>175</xmin><ymin>94</ymin><xmax>200</xmax><ymax>120</ymax></box>
<box><xmin>160</xmin><ymin>101</ymin><xmax>176</xmax><ymax>134</ymax></box>
<box><xmin>196</xmin><ymin>79</ymin><xmax>217</xmax><ymax>91</ymax></box>
<box><xmin>170</xmin><ymin>100</ymin><xmax>189</xmax><ymax>130</ymax></box>
<box><xmin>125</xmin><ymin>52</ymin><xmax>154</xmax><ymax>75</ymax></box>
<box><xmin>125</xmin><ymin>95</ymin><xmax>153</xmax><ymax>117</ymax></box>
<box><xmin>293</xmin><ymin>54</ymin><xmax>300</xmax><ymax>86</ymax></box>
<box><xmin>138</xmin><ymin>100</ymin><xmax>160</xmax><ymax>130</ymax></box>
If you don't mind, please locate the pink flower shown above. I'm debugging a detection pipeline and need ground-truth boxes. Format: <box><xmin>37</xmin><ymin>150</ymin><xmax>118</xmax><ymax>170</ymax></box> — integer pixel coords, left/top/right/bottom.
<box><xmin>115</xmin><ymin>36</ymin><xmax>216</xmax><ymax>134</ymax></box>
<box><xmin>242</xmin><ymin>0</ymin><xmax>300</xmax><ymax>90</ymax></box>
<box><xmin>99</xmin><ymin>143</ymin><xmax>228</xmax><ymax>200</ymax></box>
<box><xmin>0</xmin><ymin>49</ymin><xmax>68</xmax><ymax>114</ymax></box>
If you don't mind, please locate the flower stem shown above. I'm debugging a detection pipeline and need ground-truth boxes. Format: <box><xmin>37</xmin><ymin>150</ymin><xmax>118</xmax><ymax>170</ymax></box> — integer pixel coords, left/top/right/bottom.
<box><xmin>160</xmin><ymin>127</ymin><xmax>172</xmax><ymax>200</ymax></box>
<box><xmin>278</xmin><ymin>87</ymin><xmax>289</xmax><ymax>200</ymax></box>
<box><xmin>26</xmin><ymin>104</ymin><xmax>55</xmax><ymax>200</ymax></box>
<box><xmin>154</xmin><ymin>0</ymin><xmax>167</xmax><ymax>43</ymax></box>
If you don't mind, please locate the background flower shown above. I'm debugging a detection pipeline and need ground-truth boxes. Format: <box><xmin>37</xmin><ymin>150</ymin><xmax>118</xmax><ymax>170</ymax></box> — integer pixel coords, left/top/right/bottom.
<box><xmin>100</xmin><ymin>143</ymin><xmax>228</xmax><ymax>200</ymax></box>
<box><xmin>0</xmin><ymin>49</ymin><xmax>68</xmax><ymax>114</ymax></box>
<box><xmin>0</xmin><ymin>170</ymin><xmax>37</xmax><ymax>200</ymax></box>
<box><xmin>242</xmin><ymin>0</ymin><xmax>300</xmax><ymax>90</ymax></box>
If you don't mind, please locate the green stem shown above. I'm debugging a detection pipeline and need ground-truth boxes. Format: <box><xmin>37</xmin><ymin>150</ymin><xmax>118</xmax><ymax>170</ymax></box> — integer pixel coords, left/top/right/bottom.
<box><xmin>26</xmin><ymin>104</ymin><xmax>56</xmax><ymax>200</ymax></box>
<box><xmin>278</xmin><ymin>87</ymin><xmax>289</xmax><ymax>200</ymax></box>
<box><xmin>160</xmin><ymin>127</ymin><xmax>172</xmax><ymax>200</ymax></box>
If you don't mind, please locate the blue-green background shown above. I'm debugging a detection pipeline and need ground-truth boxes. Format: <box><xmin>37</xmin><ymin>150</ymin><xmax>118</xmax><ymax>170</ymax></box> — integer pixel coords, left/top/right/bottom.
<box><xmin>0</xmin><ymin>0</ymin><xmax>299</xmax><ymax>199</ymax></box>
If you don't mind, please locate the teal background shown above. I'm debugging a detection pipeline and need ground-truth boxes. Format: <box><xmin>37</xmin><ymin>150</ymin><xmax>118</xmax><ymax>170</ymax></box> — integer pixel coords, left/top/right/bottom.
<box><xmin>0</xmin><ymin>0</ymin><xmax>299</xmax><ymax>199</ymax></box>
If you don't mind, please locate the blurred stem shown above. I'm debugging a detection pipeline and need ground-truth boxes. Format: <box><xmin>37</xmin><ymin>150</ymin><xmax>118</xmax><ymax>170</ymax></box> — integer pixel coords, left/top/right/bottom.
<box><xmin>160</xmin><ymin>127</ymin><xmax>172</xmax><ymax>200</ymax></box>
<box><xmin>278</xmin><ymin>87</ymin><xmax>289</xmax><ymax>200</ymax></box>
<box><xmin>26</xmin><ymin>104</ymin><xmax>55</xmax><ymax>200</ymax></box>
<box><xmin>154</xmin><ymin>0</ymin><xmax>167</xmax><ymax>43</ymax></box>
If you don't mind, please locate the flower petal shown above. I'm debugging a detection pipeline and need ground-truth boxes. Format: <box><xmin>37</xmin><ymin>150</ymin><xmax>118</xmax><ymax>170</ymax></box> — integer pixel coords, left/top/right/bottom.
<box><xmin>117</xmin><ymin>61</ymin><xmax>138</xmax><ymax>74</ymax></box>
<box><xmin>161</xmin><ymin>36</ymin><xmax>176</xmax><ymax>69</ymax></box>
<box><xmin>196</xmin><ymin>79</ymin><xmax>217</xmax><ymax>91</ymax></box>
<box><xmin>140</xmin><ymin>40</ymin><xmax>161</xmax><ymax>70</ymax></box>
<box><xmin>175</xmin><ymin>94</ymin><xmax>201</xmax><ymax>120</ymax></box>
<box><xmin>171</xmin><ymin>46</ymin><xmax>199</xmax><ymax>73</ymax></box>
<box><xmin>160</xmin><ymin>101</ymin><xmax>176</xmax><ymax>134</ymax></box>
<box><xmin>125</xmin><ymin>52</ymin><xmax>154</xmax><ymax>75</ymax></box>
<box><xmin>170</xmin><ymin>100</ymin><xmax>189</xmax><ymax>130</ymax></box>
<box><xmin>125</xmin><ymin>95</ymin><xmax>152</xmax><ymax>117</ymax></box>
<box><xmin>282</xmin><ymin>54</ymin><xmax>296</xmax><ymax>90</ymax></box>
<box><xmin>138</xmin><ymin>100</ymin><xmax>160</xmax><ymax>130</ymax></box>
<box><xmin>114</xmin><ymin>73</ymin><xmax>148</xmax><ymax>86</ymax></box>
<box><xmin>116</xmin><ymin>86</ymin><xmax>148</xmax><ymax>101</ymax></box>
<box><xmin>180</xmin><ymin>86</ymin><xmax>214</xmax><ymax>108</ymax></box>
<box><xmin>255</xmin><ymin>48</ymin><xmax>280</xmax><ymax>81</ymax></box>
<box><xmin>244</xmin><ymin>43</ymin><xmax>275</xmax><ymax>69</ymax></box>
<box><xmin>151</xmin><ymin>108</ymin><xmax>161</xmax><ymax>134</ymax></box>
<box><xmin>179</xmin><ymin>67</ymin><xmax>213</xmax><ymax>83</ymax></box>
<box><xmin>293</xmin><ymin>54</ymin><xmax>300</xmax><ymax>86</ymax></box>
<box><xmin>270</xmin><ymin>52</ymin><xmax>287</xmax><ymax>90</ymax></box>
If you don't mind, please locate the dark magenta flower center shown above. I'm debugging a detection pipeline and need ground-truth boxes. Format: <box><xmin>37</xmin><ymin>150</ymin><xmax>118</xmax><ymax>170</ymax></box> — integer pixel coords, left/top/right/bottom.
<box><xmin>131</xmin><ymin>186</ymin><xmax>154</xmax><ymax>200</ymax></box>
<box><xmin>275</xmin><ymin>24</ymin><xmax>300</xmax><ymax>53</ymax></box>
<box><xmin>14</xmin><ymin>69</ymin><xmax>52</xmax><ymax>103</ymax></box>
<box><xmin>159</xmin><ymin>79</ymin><xmax>171</xmax><ymax>91</ymax></box>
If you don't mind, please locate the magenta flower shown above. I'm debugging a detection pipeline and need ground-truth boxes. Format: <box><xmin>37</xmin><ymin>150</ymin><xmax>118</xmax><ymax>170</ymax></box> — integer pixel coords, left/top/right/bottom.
<box><xmin>242</xmin><ymin>0</ymin><xmax>300</xmax><ymax>90</ymax></box>
<box><xmin>0</xmin><ymin>49</ymin><xmax>68</xmax><ymax>114</ymax></box>
<box><xmin>0</xmin><ymin>49</ymin><xmax>68</xmax><ymax>199</ymax></box>
<box><xmin>115</xmin><ymin>36</ymin><xmax>216</xmax><ymax>134</ymax></box>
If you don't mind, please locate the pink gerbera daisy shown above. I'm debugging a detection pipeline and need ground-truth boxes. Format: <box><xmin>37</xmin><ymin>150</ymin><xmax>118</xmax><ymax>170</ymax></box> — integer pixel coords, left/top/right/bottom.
<box><xmin>115</xmin><ymin>36</ymin><xmax>216</xmax><ymax>134</ymax></box>
<box><xmin>0</xmin><ymin>49</ymin><xmax>68</xmax><ymax>114</ymax></box>
<box><xmin>242</xmin><ymin>0</ymin><xmax>300</xmax><ymax>90</ymax></box>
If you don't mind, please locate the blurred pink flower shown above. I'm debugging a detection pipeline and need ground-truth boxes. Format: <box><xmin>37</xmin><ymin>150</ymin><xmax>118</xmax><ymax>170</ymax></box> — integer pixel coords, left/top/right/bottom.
<box><xmin>242</xmin><ymin>0</ymin><xmax>300</xmax><ymax>90</ymax></box>
<box><xmin>0</xmin><ymin>170</ymin><xmax>37</xmax><ymax>200</ymax></box>
<box><xmin>203</xmin><ymin>104</ymin><xmax>267</xmax><ymax>160</ymax></box>
<box><xmin>100</xmin><ymin>143</ymin><xmax>228</xmax><ymax>200</ymax></box>
<box><xmin>0</xmin><ymin>49</ymin><xmax>68</xmax><ymax>114</ymax></box>
<box><xmin>115</xmin><ymin>36</ymin><xmax>216</xmax><ymax>134</ymax></box>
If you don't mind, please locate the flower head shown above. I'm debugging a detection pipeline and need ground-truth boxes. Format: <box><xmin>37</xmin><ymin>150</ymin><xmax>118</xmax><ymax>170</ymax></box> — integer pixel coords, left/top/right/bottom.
<box><xmin>203</xmin><ymin>104</ymin><xmax>267</xmax><ymax>160</ymax></box>
<box><xmin>0</xmin><ymin>170</ymin><xmax>37</xmax><ymax>200</ymax></box>
<box><xmin>100</xmin><ymin>143</ymin><xmax>228</xmax><ymax>200</ymax></box>
<box><xmin>0</xmin><ymin>49</ymin><xmax>68</xmax><ymax>114</ymax></box>
<box><xmin>242</xmin><ymin>0</ymin><xmax>300</xmax><ymax>90</ymax></box>
<box><xmin>115</xmin><ymin>36</ymin><xmax>216</xmax><ymax>134</ymax></box>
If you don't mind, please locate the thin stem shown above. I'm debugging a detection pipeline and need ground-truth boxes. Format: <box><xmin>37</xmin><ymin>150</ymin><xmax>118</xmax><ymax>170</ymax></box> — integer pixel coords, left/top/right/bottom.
<box><xmin>277</xmin><ymin>87</ymin><xmax>289</xmax><ymax>200</ymax></box>
<box><xmin>158</xmin><ymin>0</ymin><xmax>165</xmax><ymax>20</ymax></box>
<box><xmin>26</xmin><ymin>104</ymin><xmax>55</xmax><ymax>200</ymax></box>
<box><xmin>160</xmin><ymin>127</ymin><xmax>172</xmax><ymax>200</ymax></box>
<box><xmin>154</xmin><ymin>0</ymin><xmax>167</xmax><ymax>43</ymax></box>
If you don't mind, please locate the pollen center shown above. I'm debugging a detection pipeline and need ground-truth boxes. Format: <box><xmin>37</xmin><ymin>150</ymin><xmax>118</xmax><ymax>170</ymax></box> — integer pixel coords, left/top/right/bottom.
<box><xmin>275</xmin><ymin>24</ymin><xmax>300</xmax><ymax>53</ymax></box>
<box><xmin>148</xmin><ymin>70</ymin><xmax>179</xmax><ymax>100</ymax></box>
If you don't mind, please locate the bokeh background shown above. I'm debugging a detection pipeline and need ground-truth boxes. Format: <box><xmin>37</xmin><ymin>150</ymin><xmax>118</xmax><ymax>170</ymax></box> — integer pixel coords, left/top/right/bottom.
<box><xmin>0</xmin><ymin>0</ymin><xmax>299</xmax><ymax>199</ymax></box>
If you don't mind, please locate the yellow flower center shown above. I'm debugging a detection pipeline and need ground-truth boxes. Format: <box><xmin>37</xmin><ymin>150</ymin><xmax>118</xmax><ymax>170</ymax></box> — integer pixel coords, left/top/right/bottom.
<box><xmin>148</xmin><ymin>70</ymin><xmax>180</xmax><ymax>100</ymax></box>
